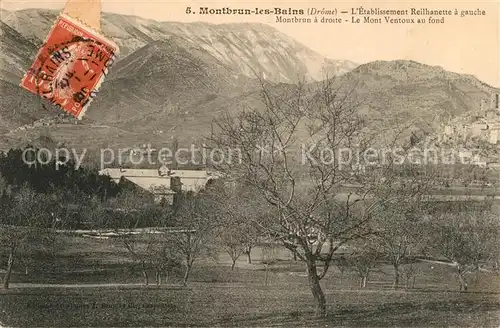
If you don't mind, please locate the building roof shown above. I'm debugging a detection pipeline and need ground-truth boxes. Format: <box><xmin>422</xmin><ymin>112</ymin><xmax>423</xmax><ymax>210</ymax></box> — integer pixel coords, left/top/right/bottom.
<box><xmin>99</xmin><ymin>168</ymin><xmax>215</xmax><ymax>193</ymax></box>
<box><xmin>100</xmin><ymin>168</ymin><xmax>212</xmax><ymax>179</ymax></box>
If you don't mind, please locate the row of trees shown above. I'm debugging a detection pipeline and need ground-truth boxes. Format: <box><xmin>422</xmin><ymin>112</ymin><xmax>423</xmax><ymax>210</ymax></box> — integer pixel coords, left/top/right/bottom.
<box><xmin>204</xmin><ymin>77</ymin><xmax>500</xmax><ymax>316</ymax></box>
<box><xmin>112</xmin><ymin>181</ymin><xmax>268</xmax><ymax>286</ymax></box>
<box><xmin>0</xmin><ymin>148</ymin><xmax>121</xmax><ymax>200</ymax></box>
<box><xmin>0</xmin><ymin>166</ymin><xmax>264</xmax><ymax>289</ymax></box>
<box><xmin>333</xmin><ymin>205</ymin><xmax>499</xmax><ymax>292</ymax></box>
<box><xmin>3</xmin><ymin>173</ymin><xmax>496</xmax><ymax>292</ymax></box>
<box><xmin>0</xmin><ymin>148</ymin><xmax>167</xmax><ymax>289</ymax></box>
<box><xmin>1</xmin><ymin>77</ymin><xmax>499</xmax><ymax>319</ymax></box>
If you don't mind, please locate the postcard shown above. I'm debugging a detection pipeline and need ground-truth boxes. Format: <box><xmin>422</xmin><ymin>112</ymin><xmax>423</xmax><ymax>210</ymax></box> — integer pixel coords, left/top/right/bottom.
<box><xmin>0</xmin><ymin>0</ymin><xmax>499</xmax><ymax>327</ymax></box>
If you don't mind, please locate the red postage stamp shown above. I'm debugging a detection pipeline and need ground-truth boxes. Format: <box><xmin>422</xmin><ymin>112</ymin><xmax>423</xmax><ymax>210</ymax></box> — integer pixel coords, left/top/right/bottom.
<box><xmin>20</xmin><ymin>14</ymin><xmax>119</xmax><ymax>119</ymax></box>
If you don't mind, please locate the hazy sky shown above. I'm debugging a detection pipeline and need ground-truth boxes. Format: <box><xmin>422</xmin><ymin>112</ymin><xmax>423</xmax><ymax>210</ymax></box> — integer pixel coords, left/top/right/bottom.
<box><xmin>2</xmin><ymin>0</ymin><xmax>499</xmax><ymax>87</ymax></box>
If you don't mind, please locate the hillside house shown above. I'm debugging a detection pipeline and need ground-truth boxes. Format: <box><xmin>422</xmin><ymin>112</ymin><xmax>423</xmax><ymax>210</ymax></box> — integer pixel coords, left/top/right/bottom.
<box><xmin>440</xmin><ymin>93</ymin><xmax>500</xmax><ymax>144</ymax></box>
<box><xmin>490</xmin><ymin>129</ymin><xmax>500</xmax><ymax>144</ymax></box>
<box><xmin>470</xmin><ymin>120</ymin><xmax>489</xmax><ymax>138</ymax></box>
<box><xmin>443</xmin><ymin>125</ymin><xmax>453</xmax><ymax>136</ymax></box>
<box><xmin>493</xmin><ymin>93</ymin><xmax>500</xmax><ymax>110</ymax></box>
<box><xmin>98</xmin><ymin>167</ymin><xmax>218</xmax><ymax>204</ymax></box>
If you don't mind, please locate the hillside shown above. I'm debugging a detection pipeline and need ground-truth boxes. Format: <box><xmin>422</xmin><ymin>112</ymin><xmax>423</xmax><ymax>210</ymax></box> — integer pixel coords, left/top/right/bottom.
<box><xmin>83</xmin><ymin>60</ymin><xmax>500</xmax><ymax>148</ymax></box>
<box><xmin>0</xmin><ymin>8</ymin><xmax>357</xmax><ymax>144</ymax></box>
<box><xmin>0</xmin><ymin>8</ymin><xmax>356</xmax><ymax>84</ymax></box>
<box><xmin>0</xmin><ymin>9</ymin><xmax>499</xmax><ymax>152</ymax></box>
<box><xmin>0</xmin><ymin>80</ymin><xmax>60</xmax><ymax>134</ymax></box>
<box><xmin>89</xmin><ymin>38</ymin><xmax>260</xmax><ymax>125</ymax></box>
<box><xmin>331</xmin><ymin>60</ymin><xmax>499</xmax><ymax>139</ymax></box>
<box><xmin>0</xmin><ymin>21</ymin><xmax>37</xmax><ymax>84</ymax></box>
<box><xmin>2</xmin><ymin>57</ymin><xmax>499</xmax><ymax>150</ymax></box>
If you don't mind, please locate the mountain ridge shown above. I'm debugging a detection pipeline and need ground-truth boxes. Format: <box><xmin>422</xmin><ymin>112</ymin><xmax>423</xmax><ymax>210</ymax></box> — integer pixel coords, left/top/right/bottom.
<box><xmin>0</xmin><ymin>9</ymin><xmax>499</xmax><ymax>153</ymax></box>
<box><xmin>1</xmin><ymin>8</ymin><xmax>357</xmax><ymax>84</ymax></box>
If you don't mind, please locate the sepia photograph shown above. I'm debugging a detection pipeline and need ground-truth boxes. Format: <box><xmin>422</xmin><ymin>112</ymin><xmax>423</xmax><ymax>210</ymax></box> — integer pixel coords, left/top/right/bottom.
<box><xmin>0</xmin><ymin>0</ymin><xmax>499</xmax><ymax>326</ymax></box>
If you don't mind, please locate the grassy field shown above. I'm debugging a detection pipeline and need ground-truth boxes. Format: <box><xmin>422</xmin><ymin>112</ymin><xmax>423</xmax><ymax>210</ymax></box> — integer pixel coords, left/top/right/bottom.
<box><xmin>2</xmin><ymin>284</ymin><xmax>500</xmax><ymax>327</ymax></box>
<box><xmin>1</xmin><ymin>236</ymin><xmax>500</xmax><ymax>327</ymax></box>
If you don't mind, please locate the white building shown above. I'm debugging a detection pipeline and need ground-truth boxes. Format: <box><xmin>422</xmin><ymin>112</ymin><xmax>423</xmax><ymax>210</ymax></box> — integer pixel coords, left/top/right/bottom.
<box><xmin>99</xmin><ymin>167</ymin><xmax>218</xmax><ymax>204</ymax></box>
<box><xmin>489</xmin><ymin>129</ymin><xmax>500</xmax><ymax>144</ymax></box>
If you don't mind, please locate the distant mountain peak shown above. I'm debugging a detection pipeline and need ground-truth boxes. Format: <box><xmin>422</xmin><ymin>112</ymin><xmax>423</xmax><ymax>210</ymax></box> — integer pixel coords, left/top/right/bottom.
<box><xmin>6</xmin><ymin>8</ymin><xmax>498</xmax><ymax>152</ymax></box>
<box><xmin>1</xmin><ymin>8</ymin><xmax>357</xmax><ymax>84</ymax></box>
<box><xmin>352</xmin><ymin>59</ymin><xmax>495</xmax><ymax>90</ymax></box>
<box><xmin>357</xmin><ymin>60</ymin><xmax>443</xmax><ymax>72</ymax></box>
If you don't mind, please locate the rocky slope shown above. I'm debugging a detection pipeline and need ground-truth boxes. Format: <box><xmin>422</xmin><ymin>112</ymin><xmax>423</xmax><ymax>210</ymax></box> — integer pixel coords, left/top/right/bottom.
<box><xmin>333</xmin><ymin>60</ymin><xmax>499</xmax><ymax>138</ymax></box>
<box><xmin>0</xmin><ymin>9</ymin><xmax>498</xmax><ymax>152</ymax></box>
<box><xmin>1</xmin><ymin>8</ymin><xmax>357</xmax><ymax>84</ymax></box>
<box><xmin>0</xmin><ymin>21</ymin><xmax>37</xmax><ymax>84</ymax></box>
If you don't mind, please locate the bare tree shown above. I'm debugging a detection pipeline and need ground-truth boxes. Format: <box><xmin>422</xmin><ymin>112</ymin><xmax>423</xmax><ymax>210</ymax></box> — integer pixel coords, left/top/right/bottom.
<box><xmin>150</xmin><ymin>240</ymin><xmax>182</xmax><ymax>285</ymax></box>
<box><xmin>429</xmin><ymin>208</ymin><xmax>499</xmax><ymax>291</ymax></box>
<box><xmin>347</xmin><ymin>242</ymin><xmax>380</xmax><ymax>288</ymax></box>
<box><xmin>170</xmin><ymin>193</ymin><xmax>219</xmax><ymax>286</ymax></box>
<box><xmin>242</xmin><ymin>226</ymin><xmax>260</xmax><ymax>264</ymax></box>
<box><xmin>370</xmin><ymin>193</ymin><xmax>430</xmax><ymax>290</ymax></box>
<box><xmin>219</xmin><ymin>226</ymin><xmax>246</xmax><ymax>270</ymax></box>
<box><xmin>208</xmin><ymin>77</ymin><xmax>422</xmax><ymax>316</ymax></box>
<box><xmin>210</xmin><ymin>182</ymin><xmax>264</xmax><ymax>268</ymax></box>
<box><xmin>121</xmin><ymin>232</ymin><xmax>182</xmax><ymax>286</ymax></box>
<box><xmin>335</xmin><ymin>255</ymin><xmax>349</xmax><ymax>285</ymax></box>
<box><xmin>107</xmin><ymin>188</ymin><xmax>167</xmax><ymax>285</ymax></box>
<box><xmin>401</xmin><ymin>257</ymin><xmax>422</xmax><ymax>289</ymax></box>
<box><xmin>261</xmin><ymin>242</ymin><xmax>279</xmax><ymax>286</ymax></box>
<box><xmin>121</xmin><ymin>230</ymin><xmax>180</xmax><ymax>286</ymax></box>
<box><xmin>121</xmin><ymin>232</ymin><xmax>156</xmax><ymax>285</ymax></box>
<box><xmin>0</xmin><ymin>185</ymin><xmax>55</xmax><ymax>289</ymax></box>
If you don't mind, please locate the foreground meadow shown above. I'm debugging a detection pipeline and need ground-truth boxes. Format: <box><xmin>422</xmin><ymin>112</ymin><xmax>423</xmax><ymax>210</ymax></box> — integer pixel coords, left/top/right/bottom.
<box><xmin>1</xmin><ymin>236</ymin><xmax>499</xmax><ymax>327</ymax></box>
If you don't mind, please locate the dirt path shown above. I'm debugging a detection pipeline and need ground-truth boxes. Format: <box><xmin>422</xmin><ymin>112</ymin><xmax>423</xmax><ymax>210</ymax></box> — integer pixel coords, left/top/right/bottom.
<box><xmin>8</xmin><ymin>283</ymin><xmax>145</xmax><ymax>288</ymax></box>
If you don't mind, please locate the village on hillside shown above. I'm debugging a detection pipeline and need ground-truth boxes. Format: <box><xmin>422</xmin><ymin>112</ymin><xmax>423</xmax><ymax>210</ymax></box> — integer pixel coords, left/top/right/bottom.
<box><xmin>432</xmin><ymin>92</ymin><xmax>500</xmax><ymax>175</ymax></box>
<box><xmin>440</xmin><ymin>93</ymin><xmax>500</xmax><ymax>146</ymax></box>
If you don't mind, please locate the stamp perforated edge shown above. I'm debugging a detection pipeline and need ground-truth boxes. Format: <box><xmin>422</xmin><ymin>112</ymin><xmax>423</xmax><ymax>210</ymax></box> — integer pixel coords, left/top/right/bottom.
<box><xmin>59</xmin><ymin>13</ymin><xmax>120</xmax><ymax>54</ymax></box>
<box><xmin>19</xmin><ymin>14</ymin><xmax>64</xmax><ymax>92</ymax></box>
<box><xmin>58</xmin><ymin>14</ymin><xmax>120</xmax><ymax>120</ymax></box>
<box><xmin>19</xmin><ymin>14</ymin><xmax>120</xmax><ymax>120</ymax></box>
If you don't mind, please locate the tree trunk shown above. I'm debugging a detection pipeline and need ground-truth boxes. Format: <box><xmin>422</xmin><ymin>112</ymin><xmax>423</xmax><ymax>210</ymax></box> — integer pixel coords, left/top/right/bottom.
<box><xmin>245</xmin><ymin>248</ymin><xmax>252</xmax><ymax>264</ymax></box>
<box><xmin>3</xmin><ymin>247</ymin><xmax>15</xmax><ymax>289</ymax></box>
<box><xmin>362</xmin><ymin>275</ymin><xmax>367</xmax><ymax>288</ymax></box>
<box><xmin>458</xmin><ymin>271</ymin><xmax>468</xmax><ymax>291</ymax></box>
<box><xmin>412</xmin><ymin>276</ymin><xmax>416</xmax><ymax>289</ymax></box>
<box><xmin>156</xmin><ymin>271</ymin><xmax>162</xmax><ymax>285</ymax></box>
<box><xmin>141</xmin><ymin>262</ymin><xmax>148</xmax><ymax>285</ymax></box>
<box><xmin>307</xmin><ymin>259</ymin><xmax>327</xmax><ymax>317</ymax></box>
<box><xmin>183</xmin><ymin>262</ymin><xmax>192</xmax><ymax>286</ymax></box>
<box><xmin>392</xmin><ymin>264</ymin><xmax>400</xmax><ymax>290</ymax></box>
<box><xmin>231</xmin><ymin>260</ymin><xmax>236</xmax><ymax>271</ymax></box>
